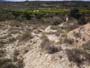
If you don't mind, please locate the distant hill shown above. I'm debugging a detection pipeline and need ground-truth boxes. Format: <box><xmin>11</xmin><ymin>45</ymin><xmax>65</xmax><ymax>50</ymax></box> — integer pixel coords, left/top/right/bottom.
<box><xmin>0</xmin><ymin>0</ymin><xmax>4</xmax><ymax>1</ymax></box>
<box><xmin>0</xmin><ymin>1</ymin><xmax>90</xmax><ymax>9</ymax></box>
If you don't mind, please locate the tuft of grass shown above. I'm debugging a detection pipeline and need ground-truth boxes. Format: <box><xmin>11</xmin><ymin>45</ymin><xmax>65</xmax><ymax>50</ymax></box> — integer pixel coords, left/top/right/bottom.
<box><xmin>18</xmin><ymin>31</ymin><xmax>32</xmax><ymax>42</ymax></box>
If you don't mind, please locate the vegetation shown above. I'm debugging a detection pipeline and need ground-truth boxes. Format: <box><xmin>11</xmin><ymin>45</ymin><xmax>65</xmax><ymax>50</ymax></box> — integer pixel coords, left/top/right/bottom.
<box><xmin>0</xmin><ymin>8</ymin><xmax>90</xmax><ymax>21</ymax></box>
<box><xmin>66</xmin><ymin>49</ymin><xmax>90</xmax><ymax>68</ymax></box>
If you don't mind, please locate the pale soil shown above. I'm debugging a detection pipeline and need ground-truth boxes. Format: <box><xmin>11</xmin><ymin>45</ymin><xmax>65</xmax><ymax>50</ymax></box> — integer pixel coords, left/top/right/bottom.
<box><xmin>0</xmin><ymin>20</ymin><xmax>90</xmax><ymax>68</ymax></box>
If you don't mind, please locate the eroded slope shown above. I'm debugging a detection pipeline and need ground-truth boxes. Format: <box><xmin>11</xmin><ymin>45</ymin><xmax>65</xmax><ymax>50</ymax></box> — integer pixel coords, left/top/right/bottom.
<box><xmin>0</xmin><ymin>20</ymin><xmax>90</xmax><ymax>68</ymax></box>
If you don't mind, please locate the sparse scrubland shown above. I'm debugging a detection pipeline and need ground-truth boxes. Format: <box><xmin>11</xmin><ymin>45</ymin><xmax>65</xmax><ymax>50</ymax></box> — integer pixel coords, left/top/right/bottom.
<box><xmin>0</xmin><ymin>2</ymin><xmax>90</xmax><ymax>68</ymax></box>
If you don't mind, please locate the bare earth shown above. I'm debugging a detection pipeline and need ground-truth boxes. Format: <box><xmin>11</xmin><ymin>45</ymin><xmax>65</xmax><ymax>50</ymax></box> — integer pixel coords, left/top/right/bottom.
<box><xmin>0</xmin><ymin>20</ymin><xmax>90</xmax><ymax>68</ymax></box>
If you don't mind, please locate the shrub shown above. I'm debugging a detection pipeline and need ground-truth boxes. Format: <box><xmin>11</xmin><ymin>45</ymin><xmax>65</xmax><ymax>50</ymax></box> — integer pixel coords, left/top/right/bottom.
<box><xmin>78</xmin><ymin>15</ymin><xmax>87</xmax><ymax>25</ymax></box>
<box><xmin>68</xmin><ymin>8</ymin><xmax>81</xmax><ymax>20</ymax></box>
<box><xmin>66</xmin><ymin>49</ymin><xmax>90</xmax><ymax>68</ymax></box>
<box><xmin>69</xmin><ymin>8</ymin><xmax>87</xmax><ymax>25</ymax></box>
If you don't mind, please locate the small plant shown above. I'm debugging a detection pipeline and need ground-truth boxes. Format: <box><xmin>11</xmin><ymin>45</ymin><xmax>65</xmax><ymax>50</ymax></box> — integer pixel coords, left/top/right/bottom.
<box><xmin>18</xmin><ymin>31</ymin><xmax>32</xmax><ymax>41</ymax></box>
<box><xmin>66</xmin><ymin>48</ymin><xmax>90</xmax><ymax>68</ymax></box>
<box><xmin>73</xmin><ymin>32</ymin><xmax>81</xmax><ymax>38</ymax></box>
<box><xmin>83</xmin><ymin>41</ymin><xmax>90</xmax><ymax>53</ymax></box>
<box><xmin>78</xmin><ymin>15</ymin><xmax>87</xmax><ymax>25</ymax></box>
<box><xmin>41</xmin><ymin>44</ymin><xmax>60</xmax><ymax>54</ymax></box>
<box><xmin>40</xmin><ymin>36</ymin><xmax>61</xmax><ymax>54</ymax></box>
<box><xmin>0</xmin><ymin>49</ymin><xmax>6</xmax><ymax>57</ymax></box>
<box><xmin>47</xmin><ymin>46</ymin><xmax>60</xmax><ymax>54</ymax></box>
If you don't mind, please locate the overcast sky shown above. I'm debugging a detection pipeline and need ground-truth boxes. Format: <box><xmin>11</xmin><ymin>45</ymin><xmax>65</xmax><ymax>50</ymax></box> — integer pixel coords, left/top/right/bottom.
<box><xmin>4</xmin><ymin>0</ymin><xmax>90</xmax><ymax>1</ymax></box>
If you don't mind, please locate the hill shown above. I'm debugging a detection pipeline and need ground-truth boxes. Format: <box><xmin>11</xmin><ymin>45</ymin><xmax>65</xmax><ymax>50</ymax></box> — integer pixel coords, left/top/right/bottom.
<box><xmin>0</xmin><ymin>1</ymin><xmax>90</xmax><ymax>9</ymax></box>
<box><xmin>0</xmin><ymin>1</ymin><xmax>90</xmax><ymax>68</ymax></box>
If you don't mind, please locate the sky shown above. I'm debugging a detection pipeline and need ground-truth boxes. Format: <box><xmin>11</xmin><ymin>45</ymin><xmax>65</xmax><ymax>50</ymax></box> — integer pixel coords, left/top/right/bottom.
<box><xmin>4</xmin><ymin>0</ymin><xmax>90</xmax><ymax>1</ymax></box>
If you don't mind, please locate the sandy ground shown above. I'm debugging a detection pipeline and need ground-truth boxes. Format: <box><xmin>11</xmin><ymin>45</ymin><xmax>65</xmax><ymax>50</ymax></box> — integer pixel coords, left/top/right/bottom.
<box><xmin>0</xmin><ymin>20</ymin><xmax>90</xmax><ymax>68</ymax></box>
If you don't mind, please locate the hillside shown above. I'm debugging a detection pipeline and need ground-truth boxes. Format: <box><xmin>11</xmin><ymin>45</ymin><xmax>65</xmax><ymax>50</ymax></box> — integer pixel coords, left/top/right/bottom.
<box><xmin>0</xmin><ymin>16</ymin><xmax>90</xmax><ymax>68</ymax></box>
<box><xmin>0</xmin><ymin>1</ymin><xmax>90</xmax><ymax>68</ymax></box>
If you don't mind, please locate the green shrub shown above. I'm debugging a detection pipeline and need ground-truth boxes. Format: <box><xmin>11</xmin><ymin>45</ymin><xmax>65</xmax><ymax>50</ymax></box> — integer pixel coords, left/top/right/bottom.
<box><xmin>68</xmin><ymin>8</ymin><xmax>81</xmax><ymax>20</ymax></box>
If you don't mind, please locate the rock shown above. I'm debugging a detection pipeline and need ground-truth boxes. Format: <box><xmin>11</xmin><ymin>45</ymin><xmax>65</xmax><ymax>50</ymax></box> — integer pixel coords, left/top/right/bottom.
<box><xmin>46</xmin><ymin>34</ymin><xmax>60</xmax><ymax>43</ymax></box>
<box><xmin>44</xmin><ymin>26</ymin><xmax>57</xmax><ymax>33</ymax></box>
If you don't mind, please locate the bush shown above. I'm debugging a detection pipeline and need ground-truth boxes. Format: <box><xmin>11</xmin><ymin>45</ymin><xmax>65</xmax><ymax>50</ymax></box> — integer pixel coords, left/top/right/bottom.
<box><xmin>69</xmin><ymin>8</ymin><xmax>87</xmax><ymax>25</ymax></box>
<box><xmin>68</xmin><ymin>8</ymin><xmax>81</xmax><ymax>20</ymax></box>
<box><xmin>66</xmin><ymin>49</ymin><xmax>90</xmax><ymax>68</ymax></box>
<box><xmin>78</xmin><ymin>15</ymin><xmax>87</xmax><ymax>25</ymax></box>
